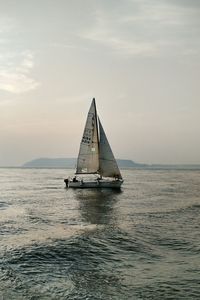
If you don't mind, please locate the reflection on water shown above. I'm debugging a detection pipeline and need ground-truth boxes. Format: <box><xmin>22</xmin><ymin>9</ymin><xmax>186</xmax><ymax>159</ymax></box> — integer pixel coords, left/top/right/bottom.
<box><xmin>74</xmin><ymin>189</ymin><xmax>122</xmax><ymax>225</ymax></box>
<box><xmin>68</xmin><ymin>189</ymin><xmax>124</xmax><ymax>299</ymax></box>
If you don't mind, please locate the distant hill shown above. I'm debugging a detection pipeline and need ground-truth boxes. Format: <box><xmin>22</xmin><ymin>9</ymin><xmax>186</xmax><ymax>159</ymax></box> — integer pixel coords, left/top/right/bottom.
<box><xmin>22</xmin><ymin>158</ymin><xmax>145</xmax><ymax>169</ymax></box>
<box><xmin>116</xmin><ymin>159</ymin><xmax>147</xmax><ymax>168</ymax></box>
<box><xmin>22</xmin><ymin>158</ymin><xmax>76</xmax><ymax>168</ymax></box>
<box><xmin>21</xmin><ymin>158</ymin><xmax>200</xmax><ymax>170</ymax></box>
<box><xmin>145</xmin><ymin>164</ymin><xmax>200</xmax><ymax>170</ymax></box>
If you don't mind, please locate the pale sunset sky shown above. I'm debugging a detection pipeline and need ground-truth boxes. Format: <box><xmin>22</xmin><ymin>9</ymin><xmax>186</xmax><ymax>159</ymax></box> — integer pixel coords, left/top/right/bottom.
<box><xmin>0</xmin><ymin>0</ymin><xmax>200</xmax><ymax>166</ymax></box>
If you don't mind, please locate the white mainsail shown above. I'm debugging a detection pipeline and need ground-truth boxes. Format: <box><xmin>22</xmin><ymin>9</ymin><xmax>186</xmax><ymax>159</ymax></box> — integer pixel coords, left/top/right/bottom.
<box><xmin>76</xmin><ymin>98</ymin><xmax>99</xmax><ymax>174</ymax></box>
<box><xmin>98</xmin><ymin>118</ymin><xmax>122</xmax><ymax>179</ymax></box>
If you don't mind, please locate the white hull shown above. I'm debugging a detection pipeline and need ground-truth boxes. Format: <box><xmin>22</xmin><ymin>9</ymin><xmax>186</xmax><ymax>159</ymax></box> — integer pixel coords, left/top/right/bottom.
<box><xmin>64</xmin><ymin>179</ymin><xmax>123</xmax><ymax>189</ymax></box>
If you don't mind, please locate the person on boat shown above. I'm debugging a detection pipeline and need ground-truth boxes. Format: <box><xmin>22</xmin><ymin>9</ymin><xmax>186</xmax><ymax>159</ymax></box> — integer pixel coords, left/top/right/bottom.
<box><xmin>64</xmin><ymin>178</ymin><xmax>69</xmax><ymax>185</ymax></box>
<box><xmin>115</xmin><ymin>175</ymin><xmax>120</xmax><ymax>181</ymax></box>
<box><xmin>73</xmin><ymin>176</ymin><xmax>78</xmax><ymax>182</ymax></box>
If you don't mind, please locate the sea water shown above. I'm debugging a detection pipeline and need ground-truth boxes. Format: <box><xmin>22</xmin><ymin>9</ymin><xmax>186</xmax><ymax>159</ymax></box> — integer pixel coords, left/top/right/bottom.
<box><xmin>0</xmin><ymin>168</ymin><xmax>200</xmax><ymax>299</ymax></box>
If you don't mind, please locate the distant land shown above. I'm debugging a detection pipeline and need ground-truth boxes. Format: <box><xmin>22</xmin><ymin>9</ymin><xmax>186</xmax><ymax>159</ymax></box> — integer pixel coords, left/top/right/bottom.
<box><xmin>22</xmin><ymin>158</ymin><xmax>144</xmax><ymax>169</ymax></box>
<box><xmin>21</xmin><ymin>158</ymin><xmax>200</xmax><ymax>170</ymax></box>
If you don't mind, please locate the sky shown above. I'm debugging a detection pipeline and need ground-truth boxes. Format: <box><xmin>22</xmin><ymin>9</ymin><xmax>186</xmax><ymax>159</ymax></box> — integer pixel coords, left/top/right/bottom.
<box><xmin>0</xmin><ymin>0</ymin><xmax>200</xmax><ymax>166</ymax></box>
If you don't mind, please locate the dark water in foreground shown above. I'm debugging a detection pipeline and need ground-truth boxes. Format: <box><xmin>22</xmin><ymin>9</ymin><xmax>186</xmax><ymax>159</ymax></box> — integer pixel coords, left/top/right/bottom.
<box><xmin>0</xmin><ymin>168</ymin><xmax>200</xmax><ymax>299</ymax></box>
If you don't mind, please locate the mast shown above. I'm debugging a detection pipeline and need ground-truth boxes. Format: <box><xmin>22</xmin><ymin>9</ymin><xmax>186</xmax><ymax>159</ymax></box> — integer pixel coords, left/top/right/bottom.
<box><xmin>93</xmin><ymin>98</ymin><xmax>100</xmax><ymax>173</ymax></box>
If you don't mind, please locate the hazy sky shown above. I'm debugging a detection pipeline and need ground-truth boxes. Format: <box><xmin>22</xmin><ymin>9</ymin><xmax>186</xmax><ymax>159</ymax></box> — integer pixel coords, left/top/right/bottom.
<box><xmin>0</xmin><ymin>0</ymin><xmax>200</xmax><ymax>166</ymax></box>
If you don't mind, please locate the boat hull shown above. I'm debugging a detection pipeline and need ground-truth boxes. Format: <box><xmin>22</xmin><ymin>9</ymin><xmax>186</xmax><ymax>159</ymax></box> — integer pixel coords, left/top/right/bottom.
<box><xmin>64</xmin><ymin>179</ymin><xmax>123</xmax><ymax>189</ymax></box>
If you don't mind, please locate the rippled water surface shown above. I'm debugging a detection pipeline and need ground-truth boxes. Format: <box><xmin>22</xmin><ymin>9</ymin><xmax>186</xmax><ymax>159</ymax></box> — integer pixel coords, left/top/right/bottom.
<box><xmin>0</xmin><ymin>168</ymin><xmax>200</xmax><ymax>299</ymax></box>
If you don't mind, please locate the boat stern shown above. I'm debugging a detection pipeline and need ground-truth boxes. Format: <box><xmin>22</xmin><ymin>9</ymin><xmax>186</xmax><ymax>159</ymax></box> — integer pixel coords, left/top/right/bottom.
<box><xmin>64</xmin><ymin>178</ymin><xmax>69</xmax><ymax>188</ymax></box>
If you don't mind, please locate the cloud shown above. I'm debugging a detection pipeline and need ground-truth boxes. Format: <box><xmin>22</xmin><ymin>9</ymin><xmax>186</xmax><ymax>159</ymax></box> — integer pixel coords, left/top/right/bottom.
<box><xmin>80</xmin><ymin>8</ymin><xmax>158</xmax><ymax>57</ymax></box>
<box><xmin>0</xmin><ymin>71</ymin><xmax>39</xmax><ymax>94</ymax></box>
<box><xmin>0</xmin><ymin>16</ymin><xmax>39</xmax><ymax>94</ymax></box>
<box><xmin>0</xmin><ymin>16</ymin><xmax>15</xmax><ymax>34</ymax></box>
<box><xmin>82</xmin><ymin>22</ymin><xmax>158</xmax><ymax>57</ymax></box>
<box><xmin>126</xmin><ymin>0</ymin><xmax>188</xmax><ymax>25</ymax></box>
<box><xmin>79</xmin><ymin>0</ymin><xmax>200</xmax><ymax>58</ymax></box>
<box><xmin>0</xmin><ymin>51</ymin><xmax>39</xmax><ymax>94</ymax></box>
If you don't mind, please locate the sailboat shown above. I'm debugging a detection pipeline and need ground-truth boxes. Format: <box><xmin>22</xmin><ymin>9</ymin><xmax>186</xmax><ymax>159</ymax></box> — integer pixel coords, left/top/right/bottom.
<box><xmin>64</xmin><ymin>98</ymin><xmax>123</xmax><ymax>189</ymax></box>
